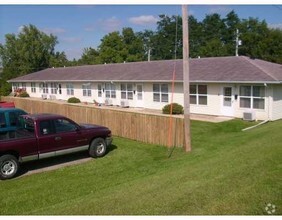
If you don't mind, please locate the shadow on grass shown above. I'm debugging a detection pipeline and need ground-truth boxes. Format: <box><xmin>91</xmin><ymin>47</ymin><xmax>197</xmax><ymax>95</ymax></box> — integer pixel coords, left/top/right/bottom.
<box><xmin>16</xmin><ymin>144</ymin><xmax>118</xmax><ymax>179</ymax></box>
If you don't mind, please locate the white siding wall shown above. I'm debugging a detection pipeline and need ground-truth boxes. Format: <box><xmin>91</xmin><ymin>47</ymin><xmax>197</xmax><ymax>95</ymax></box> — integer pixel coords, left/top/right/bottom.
<box><xmin>18</xmin><ymin>81</ymin><xmax>280</xmax><ymax>120</ymax></box>
<box><xmin>234</xmin><ymin>84</ymin><xmax>270</xmax><ymax>121</ymax></box>
<box><xmin>143</xmin><ymin>82</ymin><xmax>183</xmax><ymax>110</ymax></box>
<box><xmin>190</xmin><ymin>83</ymin><xmax>221</xmax><ymax>116</ymax></box>
<box><xmin>272</xmin><ymin>84</ymin><xmax>282</xmax><ymax>121</ymax></box>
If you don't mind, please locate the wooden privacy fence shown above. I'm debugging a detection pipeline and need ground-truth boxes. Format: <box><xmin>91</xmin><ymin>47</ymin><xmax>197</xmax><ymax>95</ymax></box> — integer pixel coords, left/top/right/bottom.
<box><xmin>1</xmin><ymin>97</ymin><xmax>184</xmax><ymax>147</ymax></box>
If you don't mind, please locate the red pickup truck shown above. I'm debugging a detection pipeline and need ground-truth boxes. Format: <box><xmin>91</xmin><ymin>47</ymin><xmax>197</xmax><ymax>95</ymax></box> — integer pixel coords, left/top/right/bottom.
<box><xmin>0</xmin><ymin>113</ymin><xmax>112</xmax><ymax>180</ymax></box>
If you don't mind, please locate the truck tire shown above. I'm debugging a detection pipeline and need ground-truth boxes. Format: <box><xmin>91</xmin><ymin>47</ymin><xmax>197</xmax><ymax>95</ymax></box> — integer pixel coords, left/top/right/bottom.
<box><xmin>0</xmin><ymin>155</ymin><xmax>19</xmax><ymax>180</ymax></box>
<box><xmin>89</xmin><ymin>138</ymin><xmax>107</xmax><ymax>158</ymax></box>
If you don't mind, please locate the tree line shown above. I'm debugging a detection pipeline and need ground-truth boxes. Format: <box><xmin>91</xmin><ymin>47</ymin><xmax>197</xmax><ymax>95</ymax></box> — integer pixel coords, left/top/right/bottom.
<box><xmin>0</xmin><ymin>10</ymin><xmax>281</xmax><ymax>95</ymax></box>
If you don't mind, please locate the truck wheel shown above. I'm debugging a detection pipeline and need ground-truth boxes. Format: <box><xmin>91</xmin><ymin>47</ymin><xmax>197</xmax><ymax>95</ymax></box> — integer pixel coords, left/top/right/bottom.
<box><xmin>89</xmin><ymin>138</ymin><xmax>107</xmax><ymax>158</ymax></box>
<box><xmin>0</xmin><ymin>155</ymin><xmax>19</xmax><ymax>180</ymax></box>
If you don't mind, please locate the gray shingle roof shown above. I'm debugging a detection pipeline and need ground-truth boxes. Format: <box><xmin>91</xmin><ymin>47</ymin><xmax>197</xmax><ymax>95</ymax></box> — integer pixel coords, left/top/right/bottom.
<box><xmin>8</xmin><ymin>56</ymin><xmax>282</xmax><ymax>83</ymax></box>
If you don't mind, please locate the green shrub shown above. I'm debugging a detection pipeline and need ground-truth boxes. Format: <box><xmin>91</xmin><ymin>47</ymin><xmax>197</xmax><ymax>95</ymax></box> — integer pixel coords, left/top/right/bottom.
<box><xmin>18</xmin><ymin>91</ymin><xmax>30</xmax><ymax>97</ymax></box>
<box><xmin>67</xmin><ymin>97</ymin><xmax>81</xmax><ymax>103</ymax></box>
<box><xmin>162</xmin><ymin>103</ymin><xmax>184</xmax><ymax>115</ymax></box>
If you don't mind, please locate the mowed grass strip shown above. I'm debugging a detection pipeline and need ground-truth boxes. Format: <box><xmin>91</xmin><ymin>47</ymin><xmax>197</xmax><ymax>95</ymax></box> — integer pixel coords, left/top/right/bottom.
<box><xmin>0</xmin><ymin>119</ymin><xmax>281</xmax><ymax>215</ymax></box>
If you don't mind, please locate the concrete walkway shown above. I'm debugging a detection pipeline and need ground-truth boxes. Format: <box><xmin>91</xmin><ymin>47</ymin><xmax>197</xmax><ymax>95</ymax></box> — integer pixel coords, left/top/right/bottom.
<box><xmin>98</xmin><ymin>105</ymin><xmax>234</xmax><ymax>123</ymax></box>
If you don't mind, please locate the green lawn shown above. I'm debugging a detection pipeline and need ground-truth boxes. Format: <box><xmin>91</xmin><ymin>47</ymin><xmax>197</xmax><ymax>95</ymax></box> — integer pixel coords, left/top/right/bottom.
<box><xmin>0</xmin><ymin>119</ymin><xmax>281</xmax><ymax>215</ymax></box>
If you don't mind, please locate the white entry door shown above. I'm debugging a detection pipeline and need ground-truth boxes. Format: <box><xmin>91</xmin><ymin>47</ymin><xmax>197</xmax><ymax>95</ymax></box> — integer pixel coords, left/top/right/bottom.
<box><xmin>136</xmin><ymin>84</ymin><xmax>144</xmax><ymax>107</ymax></box>
<box><xmin>221</xmin><ymin>87</ymin><xmax>234</xmax><ymax>117</ymax></box>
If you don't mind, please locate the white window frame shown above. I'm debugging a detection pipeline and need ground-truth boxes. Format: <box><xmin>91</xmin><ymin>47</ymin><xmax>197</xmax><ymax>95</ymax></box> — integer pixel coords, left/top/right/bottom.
<box><xmin>21</xmin><ymin>82</ymin><xmax>26</xmax><ymax>91</ymax></box>
<box><xmin>50</xmin><ymin>83</ymin><xmax>57</xmax><ymax>94</ymax></box>
<box><xmin>12</xmin><ymin>83</ymin><xmax>20</xmax><ymax>92</ymax></box>
<box><xmin>66</xmin><ymin>83</ymin><xmax>74</xmax><ymax>96</ymax></box>
<box><xmin>98</xmin><ymin>84</ymin><xmax>102</xmax><ymax>97</ymax></box>
<box><xmin>190</xmin><ymin>84</ymin><xmax>208</xmax><ymax>105</ymax></box>
<box><xmin>153</xmin><ymin>84</ymin><xmax>169</xmax><ymax>103</ymax></box>
<box><xmin>82</xmin><ymin>83</ymin><xmax>92</xmax><ymax>97</ymax></box>
<box><xmin>42</xmin><ymin>83</ymin><xmax>49</xmax><ymax>94</ymax></box>
<box><xmin>105</xmin><ymin>83</ymin><xmax>116</xmax><ymax>99</ymax></box>
<box><xmin>31</xmin><ymin>82</ymin><xmax>36</xmax><ymax>93</ymax></box>
<box><xmin>121</xmin><ymin>83</ymin><xmax>133</xmax><ymax>100</ymax></box>
<box><xmin>239</xmin><ymin>85</ymin><xmax>265</xmax><ymax>110</ymax></box>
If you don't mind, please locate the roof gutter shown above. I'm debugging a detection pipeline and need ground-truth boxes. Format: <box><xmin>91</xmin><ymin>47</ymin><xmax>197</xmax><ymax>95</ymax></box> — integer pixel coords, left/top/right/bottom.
<box><xmin>7</xmin><ymin>79</ymin><xmax>281</xmax><ymax>84</ymax></box>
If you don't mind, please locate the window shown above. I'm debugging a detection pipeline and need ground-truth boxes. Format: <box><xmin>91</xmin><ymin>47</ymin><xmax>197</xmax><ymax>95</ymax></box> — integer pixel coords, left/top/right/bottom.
<box><xmin>105</xmin><ymin>83</ymin><xmax>116</xmax><ymax>98</ymax></box>
<box><xmin>31</xmin><ymin>83</ymin><xmax>36</xmax><ymax>93</ymax></box>
<box><xmin>9</xmin><ymin>112</ymin><xmax>19</xmax><ymax>126</ymax></box>
<box><xmin>0</xmin><ymin>113</ymin><xmax>6</xmax><ymax>128</ymax></box>
<box><xmin>121</xmin><ymin>83</ymin><xmax>133</xmax><ymax>100</ymax></box>
<box><xmin>190</xmin><ymin>85</ymin><xmax>207</xmax><ymax>105</ymax></box>
<box><xmin>50</xmin><ymin>83</ymin><xmax>57</xmax><ymax>94</ymax></box>
<box><xmin>22</xmin><ymin>83</ymin><xmax>26</xmax><ymax>91</ymax></box>
<box><xmin>82</xmin><ymin>83</ymin><xmax>92</xmax><ymax>97</ymax></box>
<box><xmin>66</xmin><ymin>83</ymin><xmax>74</xmax><ymax>96</ymax></box>
<box><xmin>39</xmin><ymin>120</ymin><xmax>55</xmax><ymax>135</ymax></box>
<box><xmin>54</xmin><ymin>119</ymin><xmax>77</xmax><ymax>133</ymax></box>
<box><xmin>41</xmin><ymin>83</ymin><xmax>49</xmax><ymax>94</ymax></box>
<box><xmin>240</xmin><ymin>86</ymin><xmax>265</xmax><ymax>109</ymax></box>
<box><xmin>153</xmin><ymin>84</ymin><xmax>168</xmax><ymax>103</ymax></box>
<box><xmin>98</xmin><ymin>84</ymin><xmax>102</xmax><ymax>97</ymax></box>
<box><xmin>12</xmin><ymin>83</ymin><xmax>20</xmax><ymax>92</ymax></box>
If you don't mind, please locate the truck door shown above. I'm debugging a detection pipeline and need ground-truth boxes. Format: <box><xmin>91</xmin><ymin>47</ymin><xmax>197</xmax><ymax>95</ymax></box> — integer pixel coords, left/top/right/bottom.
<box><xmin>37</xmin><ymin>120</ymin><xmax>59</xmax><ymax>158</ymax></box>
<box><xmin>52</xmin><ymin>118</ymin><xmax>88</xmax><ymax>151</ymax></box>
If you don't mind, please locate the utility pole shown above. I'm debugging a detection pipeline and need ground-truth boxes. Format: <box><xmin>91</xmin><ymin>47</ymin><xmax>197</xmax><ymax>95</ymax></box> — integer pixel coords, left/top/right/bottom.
<box><xmin>182</xmin><ymin>5</ymin><xmax>191</xmax><ymax>152</ymax></box>
<box><xmin>235</xmin><ymin>29</ymin><xmax>241</xmax><ymax>57</ymax></box>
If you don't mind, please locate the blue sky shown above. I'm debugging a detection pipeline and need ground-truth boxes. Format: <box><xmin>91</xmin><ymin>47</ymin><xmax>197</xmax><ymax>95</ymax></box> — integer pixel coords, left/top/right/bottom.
<box><xmin>0</xmin><ymin>4</ymin><xmax>282</xmax><ymax>60</ymax></box>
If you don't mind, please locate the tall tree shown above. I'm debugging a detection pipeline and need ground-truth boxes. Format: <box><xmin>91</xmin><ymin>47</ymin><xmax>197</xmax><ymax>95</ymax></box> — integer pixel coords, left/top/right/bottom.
<box><xmin>188</xmin><ymin>15</ymin><xmax>204</xmax><ymax>58</ymax></box>
<box><xmin>262</xmin><ymin>28</ymin><xmax>282</xmax><ymax>64</ymax></box>
<box><xmin>137</xmin><ymin>29</ymin><xmax>155</xmax><ymax>61</ymax></box>
<box><xmin>98</xmin><ymin>31</ymin><xmax>126</xmax><ymax>64</ymax></box>
<box><xmin>153</xmin><ymin>14</ymin><xmax>183</xmax><ymax>60</ymax></box>
<box><xmin>239</xmin><ymin>18</ymin><xmax>270</xmax><ymax>59</ymax></box>
<box><xmin>122</xmin><ymin>27</ymin><xmax>144</xmax><ymax>62</ymax></box>
<box><xmin>199</xmin><ymin>13</ymin><xmax>228</xmax><ymax>57</ymax></box>
<box><xmin>97</xmin><ymin>27</ymin><xmax>144</xmax><ymax>64</ymax></box>
<box><xmin>0</xmin><ymin>24</ymin><xmax>58</xmax><ymax>95</ymax></box>
<box><xmin>49</xmin><ymin>51</ymin><xmax>69</xmax><ymax>67</ymax></box>
<box><xmin>78</xmin><ymin>47</ymin><xmax>100</xmax><ymax>65</ymax></box>
<box><xmin>223</xmin><ymin>10</ymin><xmax>241</xmax><ymax>55</ymax></box>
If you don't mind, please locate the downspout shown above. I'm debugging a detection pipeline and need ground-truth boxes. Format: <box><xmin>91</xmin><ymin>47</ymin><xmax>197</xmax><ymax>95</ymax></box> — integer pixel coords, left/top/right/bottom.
<box><xmin>242</xmin><ymin>119</ymin><xmax>269</xmax><ymax>131</ymax></box>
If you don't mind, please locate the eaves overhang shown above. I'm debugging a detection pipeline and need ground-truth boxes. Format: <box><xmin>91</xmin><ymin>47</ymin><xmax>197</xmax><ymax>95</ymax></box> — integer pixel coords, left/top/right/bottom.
<box><xmin>7</xmin><ymin>79</ymin><xmax>281</xmax><ymax>84</ymax></box>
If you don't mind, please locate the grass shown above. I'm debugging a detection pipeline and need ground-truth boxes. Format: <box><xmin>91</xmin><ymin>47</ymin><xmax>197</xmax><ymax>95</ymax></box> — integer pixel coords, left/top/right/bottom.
<box><xmin>0</xmin><ymin>119</ymin><xmax>281</xmax><ymax>215</ymax></box>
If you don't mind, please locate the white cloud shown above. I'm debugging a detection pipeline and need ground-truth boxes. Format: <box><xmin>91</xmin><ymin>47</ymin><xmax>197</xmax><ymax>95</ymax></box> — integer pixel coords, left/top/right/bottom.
<box><xmin>18</xmin><ymin>25</ymin><xmax>24</xmax><ymax>33</ymax></box>
<box><xmin>268</xmin><ymin>23</ymin><xmax>282</xmax><ymax>30</ymax></box>
<box><xmin>84</xmin><ymin>25</ymin><xmax>95</xmax><ymax>32</ymax></box>
<box><xmin>99</xmin><ymin>17</ymin><xmax>122</xmax><ymax>33</ymax></box>
<box><xmin>85</xmin><ymin>17</ymin><xmax>122</xmax><ymax>33</ymax></box>
<box><xmin>42</xmin><ymin>28</ymin><xmax>66</xmax><ymax>35</ymax></box>
<box><xmin>61</xmin><ymin>37</ymin><xmax>82</xmax><ymax>43</ymax></box>
<box><xmin>129</xmin><ymin>15</ymin><xmax>159</xmax><ymax>26</ymax></box>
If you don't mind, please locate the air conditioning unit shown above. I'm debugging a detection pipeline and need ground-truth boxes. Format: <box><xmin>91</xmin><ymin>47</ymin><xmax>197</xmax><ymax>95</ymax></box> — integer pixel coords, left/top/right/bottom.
<box><xmin>243</xmin><ymin>111</ymin><xmax>256</xmax><ymax>121</ymax></box>
<box><xmin>41</xmin><ymin>94</ymin><xmax>47</xmax><ymax>100</ymax></box>
<box><xmin>105</xmin><ymin>99</ymin><xmax>113</xmax><ymax>106</ymax></box>
<box><xmin>49</xmin><ymin>95</ymin><xmax>56</xmax><ymax>100</ymax></box>
<box><xmin>120</xmin><ymin>100</ymin><xmax>129</xmax><ymax>108</ymax></box>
